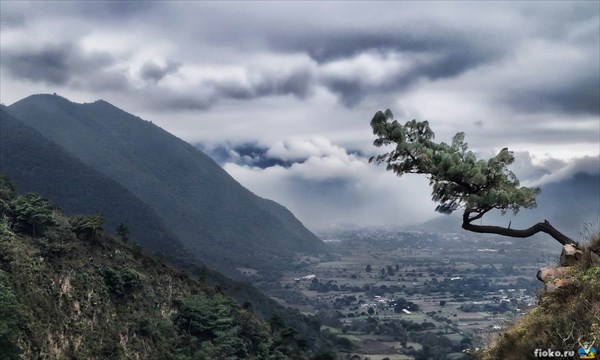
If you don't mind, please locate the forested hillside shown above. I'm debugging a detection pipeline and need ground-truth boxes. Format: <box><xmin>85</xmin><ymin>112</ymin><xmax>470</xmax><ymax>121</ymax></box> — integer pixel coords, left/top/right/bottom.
<box><xmin>0</xmin><ymin>178</ymin><xmax>325</xmax><ymax>359</ymax></box>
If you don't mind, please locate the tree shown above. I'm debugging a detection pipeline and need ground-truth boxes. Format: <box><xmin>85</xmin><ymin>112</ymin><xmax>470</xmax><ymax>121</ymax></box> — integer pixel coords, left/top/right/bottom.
<box><xmin>365</xmin><ymin>264</ymin><xmax>372</xmax><ymax>273</ymax></box>
<box><xmin>386</xmin><ymin>265</ymin><xmax>395</xmax><ymax>276</ymax></box>
<box><xmin>116</xmin><ymin>223</ymin><xmax>129</xmax><ymax>243</ymax></box>
<box><xmin>268</xmin><ymin>314</ymin><xmax>285</xmax><ymax>335</ymax></box>
<box><xmin>70</xmin><ymin>214</ymin><xmax>104</xmax><ymax>241</ymax></box>
<box><xmin>12</xmin><ymin>193</ymin><xmax>55</xmax><ymax>237</ymax></box>
<box><xmin>369</xmin><ymin>110</ymin><xmax>576</xmax><ymax>246</ymax></box>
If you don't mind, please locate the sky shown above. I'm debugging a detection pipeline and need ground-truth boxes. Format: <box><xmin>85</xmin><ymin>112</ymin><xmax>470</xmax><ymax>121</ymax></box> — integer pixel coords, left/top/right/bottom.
<box><xmin>1</xmin><ymin>1</ymin><xmax>599</xmax><ymax>229</ymax></box>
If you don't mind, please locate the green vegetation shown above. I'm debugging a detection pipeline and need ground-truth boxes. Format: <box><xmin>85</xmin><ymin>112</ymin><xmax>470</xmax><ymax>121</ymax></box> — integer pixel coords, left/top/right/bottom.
<box><xmin>369</xmin><ymin>110</ymin><xmax>576</xmax><ymax>246</ymax></box>
<box><xmin>11</xmin><ymin>193</ymin><xmax>55</xmax><ymax>237</ymax></box>
<box><xmin>0</xmin><ymin>177</ymin><xmax>330</xmax><ymax>359</ymax></box>
<box><xmin>0</xmin><ymin>271</ymin><xmax>28</xmax><ymax>359</ymax></box>
<box><xmin>116</xmin><ymin>223</ymin><xmax>129</xmax><ymax>243</ymax></box>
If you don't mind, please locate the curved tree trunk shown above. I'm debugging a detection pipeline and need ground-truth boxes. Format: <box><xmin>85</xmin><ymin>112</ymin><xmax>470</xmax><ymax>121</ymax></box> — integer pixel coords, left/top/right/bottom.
<box><xmin>462</xmin><ymin>211</ymin><xmax>577</xmax><ymax>247</ymax></box>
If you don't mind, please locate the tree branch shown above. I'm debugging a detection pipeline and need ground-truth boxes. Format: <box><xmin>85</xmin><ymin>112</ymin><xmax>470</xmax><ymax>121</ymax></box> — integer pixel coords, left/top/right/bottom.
<box><xmin>462</xmin><ymin>214</ymin><xmax>577</xmax><ymax>246</ymax></box>
<box><xmin>464</xmin><ymin>208</ymin><xmax>492</xmax><ymax>223</ymax></box>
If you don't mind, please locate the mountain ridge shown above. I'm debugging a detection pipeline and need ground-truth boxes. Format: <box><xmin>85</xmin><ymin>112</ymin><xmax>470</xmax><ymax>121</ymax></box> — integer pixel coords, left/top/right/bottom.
<box><xmin>7</xmin><ymin>94</ymin><xmax>329</xmax><ymax>278</ymax></box>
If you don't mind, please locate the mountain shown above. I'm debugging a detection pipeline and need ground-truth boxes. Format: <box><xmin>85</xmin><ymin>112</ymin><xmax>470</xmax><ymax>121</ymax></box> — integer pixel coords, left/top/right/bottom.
<box><xmin>0</xmin><ymin>106</ymin><xmax>185</xmax><ymax>257</ymax></box>
<box><xmin>413</xmin><ymin>172</ymin><xmax>600</xmax><ymax>244</ymax></box>
<box><xmin>6</xmin><ymin>94</ymin><xmax>329</xmax><ymax>278</ymax></box>
<box><xmin>0</xmin><ymin>108</ymin><xmax>329</xmax><ymax>351</ymax></box>
<box><xmin>0</xmin><ymin>179</ymin><xmax>319</xmax><ymax>359</ymax></box>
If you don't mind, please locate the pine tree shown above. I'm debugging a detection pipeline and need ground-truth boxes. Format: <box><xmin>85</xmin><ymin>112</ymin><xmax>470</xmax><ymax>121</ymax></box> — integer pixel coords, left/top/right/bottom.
<box><xmin>116</xmin><ymin>223</ymin><xmax>129</xmax><ymax>243</ymax></box>
<box><xmin>370</xmin><ymin>109</ymin><xmax>576</xmax><ymax>246</ymax></box>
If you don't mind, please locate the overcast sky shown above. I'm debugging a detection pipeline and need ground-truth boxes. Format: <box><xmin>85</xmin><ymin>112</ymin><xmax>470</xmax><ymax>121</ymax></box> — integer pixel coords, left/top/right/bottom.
<box><xmin>1</xmin><ymin>1</ymin><xmax>599</xmax><ymax>229</ymax></box>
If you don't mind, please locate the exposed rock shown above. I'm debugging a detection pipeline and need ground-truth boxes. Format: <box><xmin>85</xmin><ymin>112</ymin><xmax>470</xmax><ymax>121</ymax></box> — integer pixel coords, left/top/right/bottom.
<box><xmin>544</xmin><ymin>277</ymin><xmax>576</xmax><ymax>293</ymax></box>
<box><xmin>560</xmin><ymin>244</ymin><xmax>583</xmax><ymax>266</ymax></box>
<box><xmin>537</xmin><ymin>266</ymin><xmax>574</xmax><ymax>293</ymax></box>
<box><xmin>537</xmin><ymin>266</ymin><xmax>572</xmax><ymax>283</ymax></box>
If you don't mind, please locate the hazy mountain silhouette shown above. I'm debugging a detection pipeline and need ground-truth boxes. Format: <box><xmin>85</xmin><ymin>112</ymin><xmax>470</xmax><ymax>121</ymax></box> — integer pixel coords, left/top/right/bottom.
<box><xmin>6</xmin><ymin>94</ymin><xmax>329</xmax><ymax>277</ymax></box>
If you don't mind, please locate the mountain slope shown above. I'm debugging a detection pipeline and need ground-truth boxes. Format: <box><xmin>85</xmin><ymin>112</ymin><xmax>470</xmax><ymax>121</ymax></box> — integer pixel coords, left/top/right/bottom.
<box><xmin>7</xmin><ymin>94</ymin><xmax>329</xmax><ymax>277</ymax></box>
<box><xmin>0</xmin><ymin>106</ymin><xmax>184</xmax><ymax>256</ymax></box>
<box><xmin>0</xmin><ymin>111</ymin><xmax>329</xmax><ymax>352</ymax></box>
<box><xmin>0</xmin><ymin>179</ymin><xmax>313</xmax><ymax>359</ymax></box>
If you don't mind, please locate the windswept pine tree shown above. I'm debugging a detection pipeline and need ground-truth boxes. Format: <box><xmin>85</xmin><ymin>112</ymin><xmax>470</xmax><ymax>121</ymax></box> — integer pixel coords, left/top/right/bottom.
<box><xmin>369</xmin><ymin>109</ymin><xmax>578</xmax><ymax>247</ymax></box>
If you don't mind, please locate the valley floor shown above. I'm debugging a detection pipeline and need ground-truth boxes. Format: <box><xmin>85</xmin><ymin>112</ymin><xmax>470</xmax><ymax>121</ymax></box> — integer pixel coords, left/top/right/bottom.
<box><xmin>267</xmin><ymin>229</ymin><xmax>559</xmax><ymax>359</ymax></box>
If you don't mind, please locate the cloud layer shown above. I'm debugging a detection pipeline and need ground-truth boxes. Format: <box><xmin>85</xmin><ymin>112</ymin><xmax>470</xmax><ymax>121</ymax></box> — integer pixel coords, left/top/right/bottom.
<box><xmin>1</xmin><ymin>1</ymin><xmax>598</xmax><ymax>228</ymax></box>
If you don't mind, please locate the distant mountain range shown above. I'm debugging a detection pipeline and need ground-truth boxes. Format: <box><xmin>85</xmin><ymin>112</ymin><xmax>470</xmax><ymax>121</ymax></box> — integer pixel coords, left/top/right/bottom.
<box><xmin>2</xmin><ymin>94</ymin><xmax>329</xmax><ymax>279</ymax></box>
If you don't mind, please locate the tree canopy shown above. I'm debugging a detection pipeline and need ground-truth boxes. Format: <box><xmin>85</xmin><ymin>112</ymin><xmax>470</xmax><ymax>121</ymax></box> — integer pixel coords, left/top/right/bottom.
<box><xmin>369</xmin><ymin>109</ymin><xmax>576</xmax><ymax>246</ymax></box>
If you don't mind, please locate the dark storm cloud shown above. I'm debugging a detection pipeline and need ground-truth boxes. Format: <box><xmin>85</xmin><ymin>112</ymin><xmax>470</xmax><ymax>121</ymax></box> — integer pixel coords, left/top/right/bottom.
<box><xmin>273</xmin><ymin>28</ymin><xmax>496</xmax><ymax>66</ymax></box>
<box><xmin>532</xmin><ymin>155</ymin><xmax>600</xmax><ymax>186</ymax></box>
<box><xmin>505</xmin><ymin>73</ymin><xmax>600</xmax><ymax>115</ymax></box>
<box><xmin>139</xmin><ymin>62</ymin><xmax>181</xmax><ymax>82</ymax></box>
<box><xmin>483</xmin><ymin>123</ymin><xmax>598</xmax><ymax>146</ymax></box>
<box><xmin>321</xmin><ymin>77</ymin><xmax>368</xmax><ymax>108</ymax></box>
<box><xmin>210</xmin><ymin>67</ymin><xmax>314</xmax><ymax>101</ymax></box>
<box><xmin>320</xmin><ymin>47</ymin><xmax>493</xmax><ymax>108</ymax></box>
<box><xmin>53</xmin><ymin>1</ymin><xmax>155</xmax><ymax>20</ymax></box>
<box><xmin>142</xmin><ymin>65</ymin><xmax>316</xmax><ymax>111</ymax></box>
<box><xmin>269</xmin><ymin>28</ymin><xmax>505</xmax><ymax>107</ymax></box>
<box><xmin>0</xmin><ymin>10</ymin><xmax>25</xmax><ymax>29</ymax></box>
<box><xmin>100</xmin><ymin>1</ymin><xmax>154</xmax><ymax>16</ymax></box>
<box><xmin>1</xmin><ymin>43</ymin><xmax>115</xmax><ymax>86</ymax></box>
